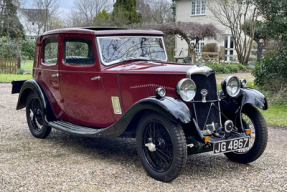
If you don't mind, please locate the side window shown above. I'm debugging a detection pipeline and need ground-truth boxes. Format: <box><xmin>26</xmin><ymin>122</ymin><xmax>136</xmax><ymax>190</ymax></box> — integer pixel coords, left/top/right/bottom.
<box><xmin>43</xmin><ymin>38</ymin><xmax>58</xmax><ymax>64</ymax></box>
<box><xmin>64</xmin><ymin>37</ymin><xmax>95</xmax><ymax>65</ymax></box>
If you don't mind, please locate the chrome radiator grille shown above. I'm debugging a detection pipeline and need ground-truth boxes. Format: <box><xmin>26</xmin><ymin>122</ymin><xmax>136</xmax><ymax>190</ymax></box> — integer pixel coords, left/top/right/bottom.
<box><xmin>191</xmin><ymin>74</ymin><xmax>221</xmax><ymax>130</ymax></box>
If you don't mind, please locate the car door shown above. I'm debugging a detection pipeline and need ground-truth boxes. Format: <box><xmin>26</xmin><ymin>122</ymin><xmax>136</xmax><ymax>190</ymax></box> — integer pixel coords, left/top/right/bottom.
<box><xmin>37</xmin><ymin>35</ymin><xmax>62</xmax><ymax>117</ymax></box>
<box><xmin>59</xmin><ymin>34</ymin><xmax>115</xmax><ymax>127</ymax></box>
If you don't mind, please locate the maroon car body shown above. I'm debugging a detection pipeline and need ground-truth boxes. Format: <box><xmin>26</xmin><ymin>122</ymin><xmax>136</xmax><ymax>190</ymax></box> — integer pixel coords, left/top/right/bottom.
<box><xmin>32</xmin><ymin>28</ymin><xmax>189</xmax><ymax>127</ymax></box>
<box><xmin>12</xmin><ymin>28</ymin><xmax>268</xmax><ymax>182</ymax></box>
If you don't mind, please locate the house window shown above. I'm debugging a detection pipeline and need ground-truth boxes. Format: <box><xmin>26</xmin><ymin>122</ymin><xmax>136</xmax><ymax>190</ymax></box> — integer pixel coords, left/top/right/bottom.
<box><xmin>224</xmin><ymin>35</ymin><xmax>234</xmax><ymax>61</ymax></box>
<box><xmin>191</xmin><ymin>39</ymin><xmax>205</xmax><ymax>53</ymax></box>
<box><xmin>191</xmin><ymin>1</ymin><xmax>206</xmax><ymax>16</ymax></box>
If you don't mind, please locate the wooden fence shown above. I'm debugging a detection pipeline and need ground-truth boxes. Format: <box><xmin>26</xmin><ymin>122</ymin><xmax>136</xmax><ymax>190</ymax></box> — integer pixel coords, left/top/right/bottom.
<box><xmin>174</xmin><ymin>46</ymin><xmax>238</xmax><ymax>63</ymax></box>
<box><xmin>0</xmin><ymin>58</ymin><xmax>20</xmax><ymax>74</ymax></box>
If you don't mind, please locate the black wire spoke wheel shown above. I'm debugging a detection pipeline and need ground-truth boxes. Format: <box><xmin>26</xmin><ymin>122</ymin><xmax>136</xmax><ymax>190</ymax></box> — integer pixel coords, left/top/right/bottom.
<box><xmin>224</xmin><ymin>105</ymin><xmax>268</xmax><ymax>164</ymax></box>
<box><xmin>142</xmin><ymin>121</ymin><xmax>173</xmax><ymax>172</ymax></box>
<box><xmin>136</xmin><ymin>112</ymin><xmax>187</xmax><ymax>182</ymax></box>
<box><xmin>26</xmin><ymin>92</ymin><xmax>51</xmax><ymax>139</ymax></box>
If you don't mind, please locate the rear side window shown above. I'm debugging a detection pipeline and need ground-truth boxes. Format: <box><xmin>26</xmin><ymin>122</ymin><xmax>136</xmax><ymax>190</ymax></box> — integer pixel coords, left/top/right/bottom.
<box><xmin>64</xmin><ymin>37</ymin><xmax>95</xmax><ymax>65</ymax></box>
<box><xmin>43</xmin><ymin>38</ymin><xmax>58</xmax><ymax>64</ymax></box>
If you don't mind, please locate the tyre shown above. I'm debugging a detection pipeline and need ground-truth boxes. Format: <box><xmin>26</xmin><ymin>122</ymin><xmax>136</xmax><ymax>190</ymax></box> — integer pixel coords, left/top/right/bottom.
<box><xmin>224</xmin><ymin>105</ymin><xmax>268</xmax><ymax>163</ymax></box>
<box><xmin>136</xmin><ymin>112</ymin><xmax>187</xmax><ymax>182</ymax></box>
<box><xmin>26</xmin><ymin>92</ymin><xmax>51</xmax><ymax>139</ymax></box>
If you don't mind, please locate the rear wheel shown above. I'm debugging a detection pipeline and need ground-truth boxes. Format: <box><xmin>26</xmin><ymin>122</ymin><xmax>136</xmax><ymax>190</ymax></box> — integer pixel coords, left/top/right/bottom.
<box><xmin>224</xmin><ymin>105</ymin><xmax>268</xmax><ymax>163</ymax></box>
<box><xmin>26</xmin><ymin>92</ymin><xmax>51</xmax><ymax>139</ymax></box>
<box><xmin>136</xmin><ymin>112</ymin><xmax>187</xmax><ymax>182</ymax></box>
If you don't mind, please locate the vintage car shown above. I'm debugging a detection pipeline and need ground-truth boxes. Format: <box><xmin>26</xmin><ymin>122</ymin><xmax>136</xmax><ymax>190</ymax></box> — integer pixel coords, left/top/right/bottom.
<box><xmin>12</xmin><ymin>27</ymin><xmax>268</xmax><ymax>182</ymax></box>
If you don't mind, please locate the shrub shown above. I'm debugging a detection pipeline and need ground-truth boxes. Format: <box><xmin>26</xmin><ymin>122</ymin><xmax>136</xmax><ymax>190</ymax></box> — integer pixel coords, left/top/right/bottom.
<box><xmin>0</xmin><ymin>37</ymin><xmax>20</xmax><ymax>58</ymax></box>
<box><xmin>21</xmin><ymin>40</ymin><xmax>35</xmax><ymax>60</ymax></box>
<box><xmin>205</xmin><ymin>61</ymin><xmax>249</xmax><ymax>74</ymax></box>
<box><xmin>17</xmin><ymin>68</ymin><xmax>25</xmax><ymax>75</ymax></box>
<box><xmin>203</xmin><ymin>43</ymin><xmax>218</xmax><ymax>52</ymax></box>
<box><xmin>252</xmin><ymin>49</ymin><xmax>287</xmax><ymax>100</ymax></box>
<box><xmin>202</xmin><ymin>43</ymin><xmax>219</xmax><ymax>61</ymax></box>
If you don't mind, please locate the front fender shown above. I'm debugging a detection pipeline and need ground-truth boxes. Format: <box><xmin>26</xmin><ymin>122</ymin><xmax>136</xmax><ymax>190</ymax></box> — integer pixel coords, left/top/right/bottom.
<box><xmin>220</xmin><ymin>87</ymin><xmax>267</xmax><ymax>132</ymax></box>
<box><xmin>240</xmin><ymin>87</ymin><xmax>268</xmax><ymax>110</ymax></box>
<box><xmin>220</xmin><ymin>87</ymin><xmax>268</xmax><ymax>113</ymax></box>
<box><xmin>131</xmin><ymin>96</ymin><xmax>191</xmax><ymax>124</ymax></box>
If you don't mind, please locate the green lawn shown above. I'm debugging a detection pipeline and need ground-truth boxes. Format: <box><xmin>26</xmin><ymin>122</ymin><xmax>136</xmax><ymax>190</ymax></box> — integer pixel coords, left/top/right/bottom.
<box><xmin>0</xmin><ymin>60</ymin><xmax>33</xmax><ymax>82</ymax></box>
<box><xmin>0</xmin><ymin>74</ymin><xmax>32</xmax><ymax>82</ymax></box>
<box><xmin>262</xmin><ymin>105</ymin><xmax>287</xmax><ymax>127</ymax></box>
<box><xmin>21</xmin><ymin>60</ymin><xmax>33</xmax><ymax>70</ymax></box>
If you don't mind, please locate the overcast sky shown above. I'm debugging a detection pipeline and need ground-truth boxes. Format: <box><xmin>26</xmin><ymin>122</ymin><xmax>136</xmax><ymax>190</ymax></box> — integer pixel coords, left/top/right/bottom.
<box><xmin>24</xmin><ymin>0</ymin><xmax>74</xmax><ymax>11</ymax></box>
<box><xmin>58</xmin><ymin>0</ymin><xmax>74</xmax><ymax>11</ymax></box>
<box><xmin>23</xmin><ymin>0</ymin><xmax>172</xmax><ymax>13</ymax></box>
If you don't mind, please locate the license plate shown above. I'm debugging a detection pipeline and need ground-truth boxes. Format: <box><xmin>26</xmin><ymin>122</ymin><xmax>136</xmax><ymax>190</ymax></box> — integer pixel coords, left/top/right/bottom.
<box><xmin>213</xmin><ymin>137</ymin><xmax>250</xmax><ymax>154</ymax></box>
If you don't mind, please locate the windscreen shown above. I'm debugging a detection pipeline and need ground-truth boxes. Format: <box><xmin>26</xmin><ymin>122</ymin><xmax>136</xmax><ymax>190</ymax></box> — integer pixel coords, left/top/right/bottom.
<box><xmin>97</xmin><ymin>36</ymin><xmax>167</xmax><ymax>65</ymax></box>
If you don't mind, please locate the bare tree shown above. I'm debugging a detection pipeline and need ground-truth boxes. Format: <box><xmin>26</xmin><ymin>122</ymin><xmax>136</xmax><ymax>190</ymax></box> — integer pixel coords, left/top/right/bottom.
<box><xmin>137</xmin><ymin>0</ymin><xmax>174</xmax><ymax>24</ymax></box>
<box><xmin>70</xmin><ymin>0</ymin><xmax>112</xmax><ymax>26</ymax></box>
<box><xmin>49</xmin><ymin>15</ymin><xmax>65</xmax><ymax>30</ymax></box>
<box><xmin>148</xmin><ymin>0</ymin><xmax>174</xmax><ymax>23</ymax></box>
<box><xmin>33</xmin><ymin>0</ymin><xmax>60</xmax><ymax>32</ymax></box>
<box><xmin>207</xmin><ymin>0</ymin><xmax>259</xmax><ymax>64</ymax></box>
<box><xmin>151</xmin><ymin>22</ymin><xmax>220</xmax><ymax>63</ymax></box>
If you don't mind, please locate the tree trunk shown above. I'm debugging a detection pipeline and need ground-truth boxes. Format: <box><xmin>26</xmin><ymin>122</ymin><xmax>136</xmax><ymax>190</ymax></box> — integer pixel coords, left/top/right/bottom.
<box><xmin>257</xmin><ymin>41</ymin><xmax>264</xmax><ymax>62</ymax></box>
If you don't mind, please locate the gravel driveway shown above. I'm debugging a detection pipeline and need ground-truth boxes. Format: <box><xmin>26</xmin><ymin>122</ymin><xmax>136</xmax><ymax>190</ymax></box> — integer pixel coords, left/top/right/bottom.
<box><xmin>0</xmin><ymin>83</ymin><xmax>286</xmax><ymax>191</ymax></box>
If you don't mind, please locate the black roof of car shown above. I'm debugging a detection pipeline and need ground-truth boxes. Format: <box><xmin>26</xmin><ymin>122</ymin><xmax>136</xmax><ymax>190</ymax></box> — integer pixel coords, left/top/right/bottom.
<box><xmin>80</xmin><ymin>27</ymin><xmax>127</xmax><ymax>31</ymax></box>
<box><xmin>41</xmin><ymin>27</ymin><xmax>164</xmax><ymax>36</ymax></box>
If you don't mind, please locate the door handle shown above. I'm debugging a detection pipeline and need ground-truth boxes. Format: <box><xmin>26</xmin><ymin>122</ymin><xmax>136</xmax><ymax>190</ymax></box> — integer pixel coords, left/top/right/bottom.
<box><xmin>51</xmin><ymin>73</ymin><xmax>59</xmax><ymax>78</ymax></box>
<box><xmin>91</xmin><ymin>76</ymin><xmax>101</xmax><ymax>81</ymax></box>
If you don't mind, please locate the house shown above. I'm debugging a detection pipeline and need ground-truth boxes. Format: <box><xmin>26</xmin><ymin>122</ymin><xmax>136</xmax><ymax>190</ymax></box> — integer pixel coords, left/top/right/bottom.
<box><xmin>173</xmin><ymin>0</ymin><xmax>236</xmax><ymax>60</ymax></box>
<box><xmin>17</xmin><ymin>9</ymin><xmax>46</xmax><ymax>40</ymax></box>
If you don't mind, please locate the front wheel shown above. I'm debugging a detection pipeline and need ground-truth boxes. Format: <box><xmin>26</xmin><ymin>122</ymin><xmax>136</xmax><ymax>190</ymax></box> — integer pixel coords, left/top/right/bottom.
<box><xmin>136</xmin><ymin>112</ymin><xmax>187</xmax><ymax>182</ymax></box>
<box><xmin>224</xmin><ymin>105</ymin><xmax>268</xmax><ymax>163</ymax></box>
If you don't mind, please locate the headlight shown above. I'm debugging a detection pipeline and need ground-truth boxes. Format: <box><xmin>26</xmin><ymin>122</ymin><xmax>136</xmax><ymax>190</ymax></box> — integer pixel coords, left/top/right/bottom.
<box><xmin>176</xmin><ymin>78</ymin><xmax>196</xmax><ymax>102</ymax></box>
<box><xmin>223</xmin><ymin>76</ymin><xmax>241</xmax><ymax>97</ymax></box>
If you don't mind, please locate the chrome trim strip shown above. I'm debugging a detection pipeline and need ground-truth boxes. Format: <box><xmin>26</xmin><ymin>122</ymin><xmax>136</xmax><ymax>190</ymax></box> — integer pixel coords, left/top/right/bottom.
<box><xmin>218</xmin><ymin>101</ymin><xmax>223</xmax><ymax>128</ymax></box>
<box><xmin>190</xmin><ymin>100</ymin><xmax>219</xmax><ymax>103</ymax></box>
<box><xmin>193</xmin><ymin>103</ymin><xmax>198</xmax><ymax>123</ymax></box>
<box><xmin>186</xmin><ymin>65</ymin><xmax>215</xmax><ymax>78</ymax></box>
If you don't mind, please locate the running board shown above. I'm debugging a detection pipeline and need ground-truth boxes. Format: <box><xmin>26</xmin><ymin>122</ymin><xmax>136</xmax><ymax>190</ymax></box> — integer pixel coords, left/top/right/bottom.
<box><xmin>48</xmin><ymin>121</ymin><xmax>106</xmax><ymax>137</ymax></box>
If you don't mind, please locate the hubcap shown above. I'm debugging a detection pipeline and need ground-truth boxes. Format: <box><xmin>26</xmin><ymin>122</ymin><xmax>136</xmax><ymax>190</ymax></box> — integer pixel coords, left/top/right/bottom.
<box><xmin>28</xmin><ymin>98</ymin><xmax>44</xmax><ymax>132</ymax></box>
<box><xmin>29</xmin><ymin>109</ymin><xmax>34</xmax><ymax>119</ymax></box>
<box><xmin>145</xmin><ymin>142</ymin><xmax>156</xmax><ymax>152</ymax></box>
